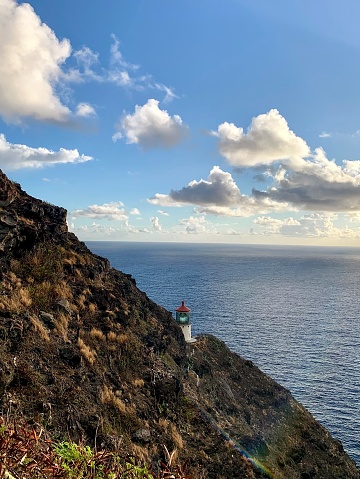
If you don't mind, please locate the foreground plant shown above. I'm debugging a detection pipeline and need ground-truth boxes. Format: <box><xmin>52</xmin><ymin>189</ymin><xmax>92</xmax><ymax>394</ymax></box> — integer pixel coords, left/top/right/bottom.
<box><xmin>0</xmin><ymin>418</ymin><xmax>195</xmax><ymax>479</ymax></box>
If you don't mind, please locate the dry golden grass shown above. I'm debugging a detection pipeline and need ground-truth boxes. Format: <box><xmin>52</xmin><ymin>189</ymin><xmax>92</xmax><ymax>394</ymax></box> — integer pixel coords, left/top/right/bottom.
<box><xmin>121</xmin><ymin>301</ymin><xmax>130</xmax><ymax>316</ymax></box>
<box><xmin>116</xmin><ymin>333</ymin><xmax>128</xmax><ymax>345</ymax></box>
<box><xmin>90</xmin><ymin>328</ymin><xmax>106</xmax><ymax>341</ymax></box>
<box><xmin>54</xmin><ymin>312</ymin><xmax>69</xmax><ymax>341</ymax></box>
<box><xmin>53</xmin><ymin>281</ymin><xmax>73</xmax><ymax>301</ymax></box>
<box><xmin>77</xmin><ymin>294</ymin><xmax>86</xmax><ymax>310</ymax></box>
<box><xmin>77</xmin><ymin>337</ymin><xmax>97</xmax><ymax>365</ymax></box>
<box><xmin>19</xmin><ymin>288</ymin><xmax>32</xmax><ymax>307</ymax></box>
<box><xmin>60</xmin><ymin>247</ymin><xmax>88</xmax><ymax>266</ymax></box>
<box><xmin>75</xmin><ymin>269</ymin><xmax>82</xmax><ymax>279</ymax></box>
<box><xmin>29</xmin><ymin>315</ymin><xmax>50</xmax><ymax>342</ymax></box>
<box><xmin>8</xmin><ymin>271</ymin><xmax>18</xmax><ymax>284</ymax></box>
<box><xmin>29</xmin><ymin>281</ymin><xmax>56</xmax><ymax>310</ymax></box>
<box><xmin>105</xmin><ymin>332</ymin><xmax>129</xmax><ymax>345</ymax></box>
<box><xmin>88</xmin><ymin>302</ymin><xmax>97</xmax><ymax>313</ymax></box>
<box><xmin>133</xmin><ymin>379</ymin><xmax>144</xmax><ymax>388</ymax></box>
<box><xmin>158</xmin><ymin>418</ymin><xmax>169</xmax><ymax>430</ymax></box>
<box><xmin>0</xmin><ymin>287</ymin><xmax>32</xmax><ymax>313</ymax></box>
<box><xmin>107</xmin><ymin>331</ymin><xmax>117</xmax><ymax>342</ymax></box>
<box><xmin>77</xmin><ymin>292</ymin><xmax>97</xmax><ymax>314</ymax></box>
<box><xmin>99</xmin><ymin>384</ymin><xmax>126</xmax><ymax>413</ymax></box>
<box><xmin>170</xmin><ymin>424</ymin><xmax>183</xmax><ymax>450</ymax></box>
<box><xmin>0</xmin><ymin>278</ymin><xmax>75</xmax><ymax>317</ymax></box>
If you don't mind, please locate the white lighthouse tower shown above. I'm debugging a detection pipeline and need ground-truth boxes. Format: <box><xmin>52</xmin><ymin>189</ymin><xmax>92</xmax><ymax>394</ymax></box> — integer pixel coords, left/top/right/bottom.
<box><xmin>175</xmin><ymin>300</ymin><xmax>196</xmax><ymax>343</ymax></box>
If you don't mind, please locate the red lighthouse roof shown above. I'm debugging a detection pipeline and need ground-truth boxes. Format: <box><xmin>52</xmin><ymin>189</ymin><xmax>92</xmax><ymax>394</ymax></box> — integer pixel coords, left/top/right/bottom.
<box><xmin>176</xmin><ymin>300</ymin><xmax>191</xmax><ymax>313</ymax></box>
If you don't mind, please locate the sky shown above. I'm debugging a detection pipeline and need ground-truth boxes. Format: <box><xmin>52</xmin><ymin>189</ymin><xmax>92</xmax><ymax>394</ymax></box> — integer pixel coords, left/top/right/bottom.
<box><xmin>1</xmin><ymin>0</ymin><xmax>360</xmax><ymax>245</ymax></box>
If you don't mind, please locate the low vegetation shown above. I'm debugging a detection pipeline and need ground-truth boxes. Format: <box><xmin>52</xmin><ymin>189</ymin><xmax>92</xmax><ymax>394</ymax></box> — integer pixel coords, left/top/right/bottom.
<box><xmin>0</xmin><ymin>418</ymin><xmax>193</xmax><ymax>479</ymax></box>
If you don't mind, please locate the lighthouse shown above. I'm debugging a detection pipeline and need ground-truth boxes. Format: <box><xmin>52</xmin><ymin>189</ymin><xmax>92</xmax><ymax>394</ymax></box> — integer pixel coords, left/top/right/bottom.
<box><xmin>175</xmin><ymin>300</ymin><xmax>196</xmax><ymax>343</ymax></box>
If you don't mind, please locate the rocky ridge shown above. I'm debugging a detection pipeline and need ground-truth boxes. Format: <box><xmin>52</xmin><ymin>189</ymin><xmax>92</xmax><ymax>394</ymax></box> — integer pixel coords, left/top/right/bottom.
<box><xmin>0</xmin><ymin>169</ymin><xmax>359</xmax><ymax>479</ymax></box>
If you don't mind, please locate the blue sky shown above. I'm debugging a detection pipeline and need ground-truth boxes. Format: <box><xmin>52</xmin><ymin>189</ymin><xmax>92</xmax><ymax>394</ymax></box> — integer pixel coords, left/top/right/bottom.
<box><xmin>1</xmin><ymin>0</ymin><xmax>360</xmax><ymax>244</ymax></box>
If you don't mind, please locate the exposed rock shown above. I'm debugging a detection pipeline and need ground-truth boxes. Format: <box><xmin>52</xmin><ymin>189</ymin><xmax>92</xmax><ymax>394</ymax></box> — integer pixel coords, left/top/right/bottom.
<box><xmin>55</xmin><ymin>299</ymin><xmax>73</xmax><ymax>316</ymax></box>
<box><xmin>39</xmin><ymin>312</ymin><xmax>56</xmax><ymax>329</ymax></box>
<box><xmin>133</xmin><ymin>428</ymin><xmax>151</xmax><ymax>443</ymax></box>
<box><xmin>0</xmin><ymin>169</ymin><xmax>67</xmax><ymax>267</ymax></box>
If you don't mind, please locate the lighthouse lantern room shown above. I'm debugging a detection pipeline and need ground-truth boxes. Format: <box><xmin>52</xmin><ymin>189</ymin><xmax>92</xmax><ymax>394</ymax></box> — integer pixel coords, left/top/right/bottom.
<box><xmin>175</xmin><ymin>300</ymin><xmax>196</xmax><ymax>343</ymax></box>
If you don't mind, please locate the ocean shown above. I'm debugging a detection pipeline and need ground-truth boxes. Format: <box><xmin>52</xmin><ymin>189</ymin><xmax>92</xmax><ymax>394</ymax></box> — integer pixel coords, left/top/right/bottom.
<box><xmin>86</xmin><ymin>241</ymin><xmax>360</xmax><ymax>467</ymax></box>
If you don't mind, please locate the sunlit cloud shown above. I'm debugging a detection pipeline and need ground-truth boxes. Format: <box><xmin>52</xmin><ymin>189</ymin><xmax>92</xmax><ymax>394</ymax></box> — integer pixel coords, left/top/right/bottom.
<box><xmin>0</xmin><ymin>0</ymin><xmax>71</xmax><ymax>123</ymax></box>
<box><xmin>0</xmin><ymin>134</ymin><xmax>92</xmax><ymax>170</ymax></box>
<box><xmin>179</xmin><ymin>215</ymin><xmax>215</xmax><ymax>235</ymax></box>
<box><xmin>319</xmin><ymin>131</ymin><xmax>332</xmax><ymax>138</ymax></box>
<box><xmin>213</xmin><ymin>109</ymin><xmax>310</xmax><ymax>167</ymax></box>
<box><xmin>151</xmin><ymin>216</ymin><xmax>162</xmax><ymax>231</ymax></box>
<box><xmin>130</xmin><ymin>208</ymin><xmax>140</xmax><ymax>215</ymax></box>
<box><xmin>253</xmin><ymin>213</ymin><xmax>359</xmax><ymax>238</ymax></box>
<box><xmin>75</xmin><ymin>102</ymin><xmax>96</xmax><ymax>117</ymax></box>
<box><xmin>157</xmin><ymin>210</ymin><xmax>169</xmax><ymax>216</ymax></box>
<box><xmin>113</xmin><ymin>99</ymin><xmax>188</xmax><ymax>148</ymax></box>
<box><xmin>0</xmin><ymin>0</ymin><xmax>177</xmax><ymax>126</ymax></box>
<box><xmin>72</xmin><ymin>202</ymin><xmax>128</xmax><ymax>221</ymax></box>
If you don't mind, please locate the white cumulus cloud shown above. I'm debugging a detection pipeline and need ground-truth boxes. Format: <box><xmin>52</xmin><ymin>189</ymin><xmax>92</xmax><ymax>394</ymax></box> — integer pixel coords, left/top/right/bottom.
<box><xmin>149</xmin><ymin>166</ymin><xmax>242</xmax><ymax>207</ymax></box>
<box><xmin>319</xmin><ymin>131</ymin><xmax>332</xmax><ymax>138</ymax></box>
<box><xmin>179</xmin><ymin>216</ymin><xmax>213</xmax><ymax>235</ymax></box>
<box><xmin>157</xmin><ymin>210</ymin><xmax>169</xmax><ymax>216</ymax></box>
<box><xmin>113</xmin><ymin>99</ymin><xmax>188</xmax><ymax>148</ymax></box>
<box><xmin>130</xmin><ymin>208</ymin><xmax>140</xmax><ymax>215</ymax></box>
<box><xmin>151</xmin><ymin>216</ymin><xmax>162</xmax><ymax>231</ymax></box>
<box><xmin>75</xmin><ymin>102</ymin><xmax>96</xmax><ymax>117</ymax></box>
<box><xmin>0</xmin><ymin>134</ymin><xmax>92</xmax><ymax>170</ymax></box>
<box><xmin>214</xmin><ymin>109</ymin><xmax>310</xmax><ymax>167</ymax></box>
<box><xmin>0</xmin><ymin>0</ymin><xmax>72</xmax><ymax>123</ymax></box>
<box><xmin>72</xmin><ymin>202</ymin><xmax>128</xmax><ymax>221</ymax></box>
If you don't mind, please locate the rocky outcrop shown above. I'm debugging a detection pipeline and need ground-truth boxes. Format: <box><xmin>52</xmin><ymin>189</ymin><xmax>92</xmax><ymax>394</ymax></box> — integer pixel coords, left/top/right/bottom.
<box><xmin>0</xmin><ymin>169</ymin><xmax>358</xmax><ymax>479</ymax></box>
<box><xmin>0</xmin><ymin>170</ymin><xmax>67</xmax><ymax>267</ymax></box>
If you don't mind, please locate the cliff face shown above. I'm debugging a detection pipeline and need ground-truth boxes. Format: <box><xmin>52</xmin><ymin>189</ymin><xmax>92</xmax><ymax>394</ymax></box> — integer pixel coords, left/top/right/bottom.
<box><xmin>0</xmin><ymin>170</ymin><xmax>358</xmax><ymax>479</ymax></box>
<box><xmin>0</xmin><ymin>170</ymin><xmax>67</xmax><ymax>267</ymax></box>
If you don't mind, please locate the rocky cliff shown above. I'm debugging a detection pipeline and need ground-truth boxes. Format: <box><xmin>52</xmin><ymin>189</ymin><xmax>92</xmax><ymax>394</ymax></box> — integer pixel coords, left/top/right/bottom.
<box><xmin>0</xmin><ymin>169</ymin><xmax>358</xmax><ymax>479</ymax></box>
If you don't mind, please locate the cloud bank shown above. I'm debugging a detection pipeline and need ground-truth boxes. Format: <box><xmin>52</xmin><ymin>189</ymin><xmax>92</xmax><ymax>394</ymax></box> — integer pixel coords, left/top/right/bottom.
<box><xmin>149</xmin><ymin>109</ymin><xmax>360</xmax><ymax>218</ymax></box>
<box><xmin>149</xmin><ymin>165</ymin><xmax>293</xmax><ymax>216</ymax></box>
<box><xmin>253</xmin><ymin>213</ymin><xmax>359</xmax><ymax>239</ymax></box>
<box><xmin>253</xmin><ymin>148</ymin><xmax>360</xmax><ymax>211</ymax></box>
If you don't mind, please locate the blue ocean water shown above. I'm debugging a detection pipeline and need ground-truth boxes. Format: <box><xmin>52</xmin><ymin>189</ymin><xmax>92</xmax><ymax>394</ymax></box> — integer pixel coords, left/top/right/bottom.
<box><xmin>87</xmin><ymin>241</ymin><xmax>360</xmax><ymax>467</ymax></box>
